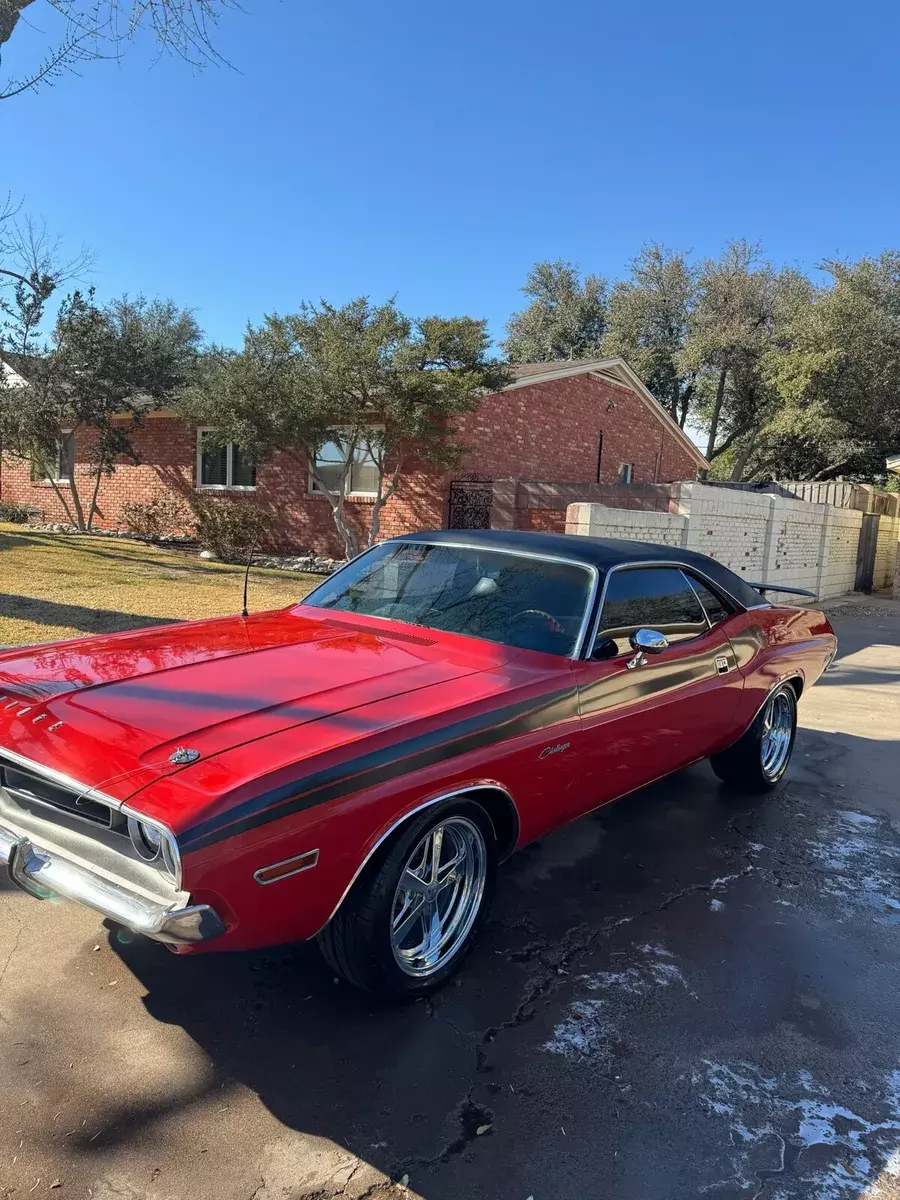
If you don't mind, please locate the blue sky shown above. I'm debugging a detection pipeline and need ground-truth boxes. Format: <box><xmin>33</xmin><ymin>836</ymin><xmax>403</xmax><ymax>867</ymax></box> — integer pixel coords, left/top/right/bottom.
<box><xmin>3</xmin><ymin>0</ymin><xmax>899</xmax><ymax>348</ymax></box>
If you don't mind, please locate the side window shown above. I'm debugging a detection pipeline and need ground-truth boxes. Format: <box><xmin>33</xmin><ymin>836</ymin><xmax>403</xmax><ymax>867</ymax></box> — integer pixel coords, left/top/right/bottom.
<box><xmin>685</xmin><ymin>574</ymin><xmax>732</xmax><ymax>626</ymax></box>
<box><xmin>597</xmin><ymin>567</ymin><xmax>708</xmax><ymax>654</ymax></box>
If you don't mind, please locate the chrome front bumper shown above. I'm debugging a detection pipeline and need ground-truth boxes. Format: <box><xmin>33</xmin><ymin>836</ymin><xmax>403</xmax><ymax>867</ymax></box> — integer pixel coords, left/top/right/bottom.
<box><xmin>0</xmin><ymin>823</ymin><xmax>225</xmax><ymax>945</ymax></box>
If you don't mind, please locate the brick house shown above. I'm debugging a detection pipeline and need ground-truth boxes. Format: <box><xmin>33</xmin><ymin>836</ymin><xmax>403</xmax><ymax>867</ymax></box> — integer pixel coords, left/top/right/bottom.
<box><xmin>0</xmin><ymin>356</ymin><xmax>707</xmax><ymax>556</ymax></box>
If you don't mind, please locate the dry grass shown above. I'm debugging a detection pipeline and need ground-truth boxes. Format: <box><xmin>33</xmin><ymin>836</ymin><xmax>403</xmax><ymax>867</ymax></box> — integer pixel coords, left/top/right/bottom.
<box><xmin>0</xmin><ymin>525</ymin><xmax>319</xmax><ymax>647</ymax></box>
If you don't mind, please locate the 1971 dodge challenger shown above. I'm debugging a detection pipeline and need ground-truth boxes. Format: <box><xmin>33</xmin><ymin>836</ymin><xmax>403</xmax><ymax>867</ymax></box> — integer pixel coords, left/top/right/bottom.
<box><xmin>0</xmin><ymin>530</ymin><xmax>836</xmax><ymax>996</ymax></box>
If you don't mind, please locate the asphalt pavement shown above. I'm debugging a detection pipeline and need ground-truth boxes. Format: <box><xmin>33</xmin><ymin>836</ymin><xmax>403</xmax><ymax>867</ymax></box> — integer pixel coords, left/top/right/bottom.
<box><xmin>1</xmin><ymin>596</ymin><xmax>899</xmax><ymax>1200</ymax></box>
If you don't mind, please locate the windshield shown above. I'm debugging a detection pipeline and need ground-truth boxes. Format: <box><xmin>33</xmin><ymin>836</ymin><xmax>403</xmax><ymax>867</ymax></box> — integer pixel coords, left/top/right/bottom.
<box><xmin>303</xmin><ymin>542</ymin><xmax>594</xmax><ymax>657</ymax></box>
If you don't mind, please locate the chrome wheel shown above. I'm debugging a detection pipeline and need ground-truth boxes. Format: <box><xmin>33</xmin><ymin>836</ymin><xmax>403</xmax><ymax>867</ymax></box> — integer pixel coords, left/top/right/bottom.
<box><xmin>760</xmin><ymin>691</ymin><xmax>794</xmax><ymax>780</ymax></box>
<box><xmin>390</xmin><ymin>816</ymin><xmax>487</xmax><ymax>978</ymax></box>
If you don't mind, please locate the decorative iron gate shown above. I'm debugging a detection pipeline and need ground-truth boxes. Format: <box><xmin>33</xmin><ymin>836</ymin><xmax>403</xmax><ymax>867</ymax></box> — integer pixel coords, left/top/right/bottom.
<box><xmin>447</xmin><ymin>475</ymin><xmax>493</xmax><ymax>530</ymax></box>
<box><xmin>855</xmin><ymin>513</ymin><xmax>880</xmax><ymax>592</ymax></box>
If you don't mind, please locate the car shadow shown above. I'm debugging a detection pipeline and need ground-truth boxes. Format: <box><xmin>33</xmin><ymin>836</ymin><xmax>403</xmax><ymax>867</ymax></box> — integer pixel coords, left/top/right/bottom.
<box><xmin>94</xmin><ymin>762</ymin><xmax>778</xmax><ymax>1194</ymax></box>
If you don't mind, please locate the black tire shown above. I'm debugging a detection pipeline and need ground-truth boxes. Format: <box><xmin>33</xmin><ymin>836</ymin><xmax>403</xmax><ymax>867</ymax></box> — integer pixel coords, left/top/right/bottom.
<box><xmin>317</xmin><ymin>798</ymin><xmax>498</xmax><ymax>998</ymax></box>
<box><xmin>711</xmin><ymin>684</ymin><xmax>798</xmax><ymax>792</ymax></box>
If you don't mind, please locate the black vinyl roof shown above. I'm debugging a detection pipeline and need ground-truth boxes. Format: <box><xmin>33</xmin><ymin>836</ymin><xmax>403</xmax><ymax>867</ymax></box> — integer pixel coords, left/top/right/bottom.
<box><xmin>391</xmin><ymin>529</ymin><xmax>767</xmax><ymax>609</ymax></box>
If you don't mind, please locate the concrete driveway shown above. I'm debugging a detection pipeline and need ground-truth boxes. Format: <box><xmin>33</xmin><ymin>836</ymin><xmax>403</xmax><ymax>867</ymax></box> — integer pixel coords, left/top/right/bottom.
<box><xmin>1</xmin><ymin>598</ymin><xmax>899</xmax><ymax>1200</ymax></box>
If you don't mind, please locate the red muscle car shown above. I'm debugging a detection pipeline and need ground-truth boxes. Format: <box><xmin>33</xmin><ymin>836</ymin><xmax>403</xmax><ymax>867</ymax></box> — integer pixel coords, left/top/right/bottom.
<box><xmin>0</xmin><ymin>531</ymin><xmax>836</xmax><ymax>996</ymax></box>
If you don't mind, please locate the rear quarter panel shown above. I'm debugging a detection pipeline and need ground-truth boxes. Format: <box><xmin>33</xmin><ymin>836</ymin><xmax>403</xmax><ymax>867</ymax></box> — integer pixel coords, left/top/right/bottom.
<box><xmin>726</xmin><ymin>605</ymin><xmax>836</xmax><ymax>736</ymax></box>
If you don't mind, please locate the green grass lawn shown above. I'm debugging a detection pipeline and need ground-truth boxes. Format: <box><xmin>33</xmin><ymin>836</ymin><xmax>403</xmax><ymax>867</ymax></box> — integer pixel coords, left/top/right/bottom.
<box><xmin>0</xmin><ymin>524</ymin><xmax>320</xmax><ymax>647</ymax></box>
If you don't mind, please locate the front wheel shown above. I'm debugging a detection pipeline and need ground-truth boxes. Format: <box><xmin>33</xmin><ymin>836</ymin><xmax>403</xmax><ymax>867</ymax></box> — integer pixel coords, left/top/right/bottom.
<box><xmin>318</xmin><ymin>800</ymin><xmax>497</xmax><ymax>997</ymax></box>
<box><xmin>711</xmin><ymin>684</ymin><xmax>798</xmax><ymax>792</ymax></box>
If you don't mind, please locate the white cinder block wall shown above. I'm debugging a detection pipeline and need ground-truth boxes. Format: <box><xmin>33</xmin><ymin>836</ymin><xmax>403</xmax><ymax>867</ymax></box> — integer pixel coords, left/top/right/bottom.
<box><xmin>565</xmin><ymin>506</ymin><xmax>687</xmax><ymax>546</ymax></box>
<box><xmin>565</xmin><ymin>484</ymin><xmax>882</xmax><ymax>600</ymax></box>
<box><xmin>819</xmin><ymin>508</ymin><xmax>864</xmax><ymax>599</ymax></box>
<box><xmin>874</xmin><ymin>514</ymin><xmax>900</xmax><ymax>591</ymax></box>
<box><xmin>681</xmin><ymin>485</ymin><xmax>770</xmax><ymax>578</ymax></box>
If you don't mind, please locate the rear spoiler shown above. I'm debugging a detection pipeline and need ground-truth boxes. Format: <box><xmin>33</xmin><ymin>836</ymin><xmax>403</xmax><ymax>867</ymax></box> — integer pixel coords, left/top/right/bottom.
<box><xmin>748</xmin><ymin>582</ymin><xmax>818</xmax><ymax>601</ymax></box>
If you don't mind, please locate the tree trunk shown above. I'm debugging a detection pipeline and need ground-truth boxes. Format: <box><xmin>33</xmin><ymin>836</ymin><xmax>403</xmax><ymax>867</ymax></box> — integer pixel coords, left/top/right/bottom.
<box><xmin>86</xmin><ymin>468</ymin><xmax>104</xmax><ymax>531</ymax></box>
<box><xmin>45</xmin><ymin>477</ymin><xmax>77</xmax><ymax>527</ymax></box>
<box><xmin>809</xmin><ymin>460</ymin><xmax>853</xmax><ymax>482</ymax></box>
<box><xmin>730</xmin><ymin>432</ymin><xmax>757</xmax><ymax>482</ymax></box>
<box><xmin>678</xmin><ymin>383</ymin><xmax>693</xmax><ymax>430</ymax></box>
<box><xmin>306</xmin><ymin>459</ymin><xmax>359</xmax><ymax>560</ymax></box>
<box><xmin>705</xmin><ymin>367</ymin><xmax>728</xmax><ymax>461</ymax></box>
<box><xmin>66</xmin><ymin>474</ymin><xmax>87</xmax><ymax>530</ymax></box>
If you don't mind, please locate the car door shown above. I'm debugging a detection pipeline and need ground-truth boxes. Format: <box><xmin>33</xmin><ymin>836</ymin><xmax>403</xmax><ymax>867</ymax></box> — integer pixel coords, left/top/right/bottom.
<box><xmin>569</xmin><ymin>564</ymin><xmax>745</xmax><ymax>815</ymax></box>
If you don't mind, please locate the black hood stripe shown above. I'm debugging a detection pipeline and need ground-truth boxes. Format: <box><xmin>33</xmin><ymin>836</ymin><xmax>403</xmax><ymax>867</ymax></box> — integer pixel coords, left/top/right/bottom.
<box><xmin>180</xmin><ymin>684</ymin><xmax>578</xmax><ymax>853</ymax></box>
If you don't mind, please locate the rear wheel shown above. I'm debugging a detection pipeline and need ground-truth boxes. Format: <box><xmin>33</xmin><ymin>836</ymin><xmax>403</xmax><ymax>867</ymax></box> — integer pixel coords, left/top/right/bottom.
<box><xmin>318</xmin><ymin>799</ymin><xmax>497</xmax><ymax>997</ymax></box>
<box><xmin>711</xmin><ymin>684</ymin><xmax>798</xmax><ymax>792</ymax></box>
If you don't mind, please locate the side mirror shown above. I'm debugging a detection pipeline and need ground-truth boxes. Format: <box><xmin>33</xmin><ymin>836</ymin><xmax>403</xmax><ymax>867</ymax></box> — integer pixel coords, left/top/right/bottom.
<box><xmin>629</xmin><ymin>628</ymin><xmax>669</xmax><ymax>654</ymax></box>
<box><xmin>591</xmin><ymin>636</ymin><xmax>619</xmax><ymax>661</ymax></box>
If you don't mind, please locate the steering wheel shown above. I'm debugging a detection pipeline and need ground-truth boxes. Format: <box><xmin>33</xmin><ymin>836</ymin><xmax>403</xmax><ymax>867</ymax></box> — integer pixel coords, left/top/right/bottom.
<box><xmin>509</xmin><ymin>609</ymin><xmax>565</xmax><ymax>633</ymax></box>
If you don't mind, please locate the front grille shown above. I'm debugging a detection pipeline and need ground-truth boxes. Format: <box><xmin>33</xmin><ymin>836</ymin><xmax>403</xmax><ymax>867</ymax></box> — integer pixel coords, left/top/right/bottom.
<box><xmin>0</xmin><ymin>755</ymin><xmax>120</xmax><ymax>830</ymax></box>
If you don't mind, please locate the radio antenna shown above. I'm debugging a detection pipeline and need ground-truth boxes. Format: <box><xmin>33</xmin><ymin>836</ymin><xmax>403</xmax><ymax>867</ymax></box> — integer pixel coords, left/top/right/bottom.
<box><xmin>241</xmin><ymin>528</ymin><xmax>263</xmax><ymax>619</ymax></box>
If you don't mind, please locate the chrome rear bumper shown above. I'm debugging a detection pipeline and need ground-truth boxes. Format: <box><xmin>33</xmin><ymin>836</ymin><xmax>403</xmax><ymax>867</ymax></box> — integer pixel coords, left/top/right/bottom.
<box><xmin>0</xmin><ymin>823</ymin><xmax>224</xmax><ymax>945</ymax></box>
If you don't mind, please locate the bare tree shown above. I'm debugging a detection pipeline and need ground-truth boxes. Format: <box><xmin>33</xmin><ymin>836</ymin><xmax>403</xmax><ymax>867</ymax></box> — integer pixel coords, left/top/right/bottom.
<box><xmin>0</xmin><ymin>195</ymin><xmax>94</xmax><ymax>354</ymax></box>
<box><xmin>0</xmin><ymin>0</ymin><xmax>238</xmax><ymax>100</ymax></box>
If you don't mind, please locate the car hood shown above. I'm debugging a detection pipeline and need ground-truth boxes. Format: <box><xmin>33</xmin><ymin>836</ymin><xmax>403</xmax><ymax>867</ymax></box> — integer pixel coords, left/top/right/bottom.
<box><xmin>0</xmin><ymin>607</ymin><xmax>500</xmax><ymax>804</ymax></box>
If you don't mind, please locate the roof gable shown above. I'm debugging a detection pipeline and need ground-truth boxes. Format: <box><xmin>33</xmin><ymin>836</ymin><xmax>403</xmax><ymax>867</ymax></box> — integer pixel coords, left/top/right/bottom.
<box><xmin>502</xmin><ymin>357</ymin><xmax>709</xmax><ymax>469</ymax></box>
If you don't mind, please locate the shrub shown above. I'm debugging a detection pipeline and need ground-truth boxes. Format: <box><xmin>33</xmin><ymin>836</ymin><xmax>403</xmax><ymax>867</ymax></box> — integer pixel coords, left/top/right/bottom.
<box><xmin>122</xmin><ymin>493</ymin><xmax>192</xmax><ymax>542</ymax></box>
<box><xmin>191</xmin><ymin>498</ymin><xmax>271</xmax><ymax>561</ymax></box>
<box><xmin>0</xmin><ymin>501</ymin><xmax>39</xmax><ymax>525</ymax></box>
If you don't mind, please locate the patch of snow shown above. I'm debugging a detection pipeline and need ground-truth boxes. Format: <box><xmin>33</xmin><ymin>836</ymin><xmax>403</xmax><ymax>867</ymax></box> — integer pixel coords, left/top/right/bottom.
<box><xmin>692</xmin><ymin>1059</ymin><xmax>900</xmax><ymax>1199</ymax></box>
<box><xmin>710</xmin><ymin>872</ymin><xmax>741</xmax><ymax>889</ymax></box>
<box><xmin>545</xmin><ymin>944</ymin><xmax>693</xmax><ymax>1062</ymax></box>
<box><xmin>807</xmin><ymin>809</ymin><xmax>900</xmax><ymax>922</ymax></box>
<box><xmin>542</xmin><ymin>998</ymin><xmax>614</xmax><ymax>1062</ymax></box>
<box><xmin>710</xmin><ymin>898</ymin><xmax>725</xmax><ymax>912</ymax></box>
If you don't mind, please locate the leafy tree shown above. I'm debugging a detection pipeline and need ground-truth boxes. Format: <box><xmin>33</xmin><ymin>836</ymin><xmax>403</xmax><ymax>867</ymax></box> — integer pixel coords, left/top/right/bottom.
<box><xmin>680</xmin><ymin>241</ymin><xmax>781</xmax><ymax>466</ymax></box>
<box><xmin>747</xmin><ymin>254</ymin><xmax>900</xmax><ymax>481</ymax></box>
<box><xmin>503</xmin><ymin>261</ymin><xmax>607</xmax><ymax>363</ymax></box>
<box><xmin>0</xmin><ymin>0</ymin><xmax>236</xmax><ymax>100</ymax></box>
<box><xmin>0</xmin><ymin>289</ymin><xmax>201</xmax><ymax>527</ymax></box>
<box><xmin>602</xmin><ymin>244</ymin><xmax>697</xmax><ymax>427</ymax></box>
<box><xmin>181</xmin><ymin>298</ymin><xmax>510</xmax><ymax>559</ymax></box>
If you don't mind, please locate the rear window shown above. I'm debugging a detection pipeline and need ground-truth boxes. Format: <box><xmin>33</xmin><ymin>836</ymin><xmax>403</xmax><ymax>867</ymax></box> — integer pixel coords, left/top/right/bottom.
<box><xmin>686</xmin><ymin>575</ymin><xmax>732</xmax><ymax>625</ymax></box>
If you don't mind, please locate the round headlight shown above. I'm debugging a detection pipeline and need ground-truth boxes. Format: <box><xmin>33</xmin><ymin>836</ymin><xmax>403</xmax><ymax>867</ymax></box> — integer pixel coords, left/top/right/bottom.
<box><xmin>127</xmin><ymin>816</ymin><xmax>177</xmax><ymax>880</ymax></box>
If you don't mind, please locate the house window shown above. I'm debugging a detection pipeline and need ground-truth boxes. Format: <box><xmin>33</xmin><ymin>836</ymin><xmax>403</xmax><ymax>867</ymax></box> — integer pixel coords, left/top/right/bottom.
<box><xmin>32</xmin><ymin>430</ymin><xmax>74</xmax><ymax>483</ymax></box>
<box><xmin>196</xmin><ymin>429</ymin><xmax>256</xmax><ymax>489</ymax></box>
<box><xmin>617</xmin><ymin>462</ymin><xmax>634</xmax><ymax>484</ymax></box>
<box><xmin>310</xmin><ymin>437</ymin><xmax>380</xmax><ymax>497</ymax></box>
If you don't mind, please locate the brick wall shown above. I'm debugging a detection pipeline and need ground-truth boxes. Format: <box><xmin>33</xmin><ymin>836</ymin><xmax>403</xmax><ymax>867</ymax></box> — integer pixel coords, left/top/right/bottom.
<box><xmin>0</xmin><ymin>419</ymin><xmax>445</xmax><ymax>557</ymax></box>
<box><xmin>0</xmin><ymin>369</ymin><xmax>702</xmax><ymax>557</ymax></box>
<box><xmin>457</xmin><ymin>373</ymin><xmax>700</xmax><ymax>484</ymax></box>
